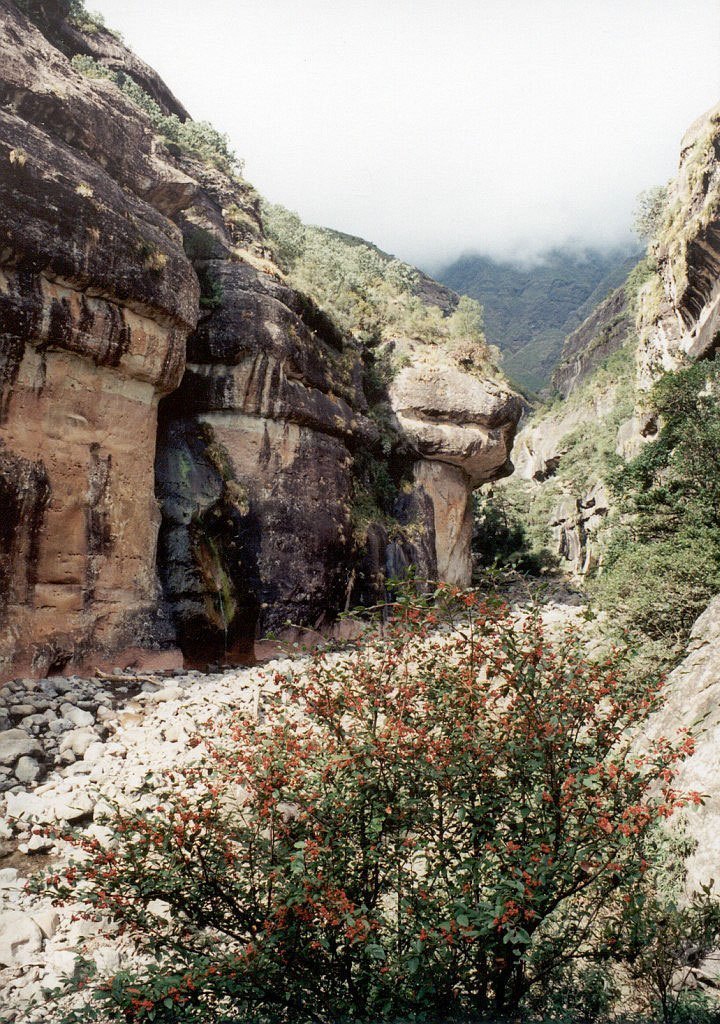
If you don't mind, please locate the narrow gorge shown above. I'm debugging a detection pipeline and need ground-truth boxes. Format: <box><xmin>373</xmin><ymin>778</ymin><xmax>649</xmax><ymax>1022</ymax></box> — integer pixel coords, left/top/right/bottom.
<box><xmin>1</xmin><ymin>2</ymin><xmax>720</xmax><ymax>1022</ymax></box>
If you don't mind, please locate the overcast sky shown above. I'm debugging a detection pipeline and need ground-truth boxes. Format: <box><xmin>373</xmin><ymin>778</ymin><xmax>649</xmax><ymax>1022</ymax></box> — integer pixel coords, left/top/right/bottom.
<box><xmin>90</xmin><ymin>0</ymin><xmax>719</xmax><ymax>270</ymax></box>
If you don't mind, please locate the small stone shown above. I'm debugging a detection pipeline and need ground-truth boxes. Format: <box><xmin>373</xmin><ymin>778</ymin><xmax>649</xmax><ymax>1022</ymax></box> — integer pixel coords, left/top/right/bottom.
<box><xmin>0</xmin><ymin>868</ymin><xmax>18</xmax><ymax>886</ymax></box>
<box><xmin>5</xmin><ymin>790</ymin><xmax>50</xmax><ymax>824</ymax></box>
<box><xmin>26</xmin><ymin>833</ymin><xmax>53</xmax><ymax>853</ymax></box>
<box><xmin>50</xmin><ymin>679</ymin><xmax>73</xmax><ymax>694</ymax></box>
<box><xmin>94</xmin><ymin>945</ymin><xmax>121</xmax><ymax>973</ymax></box>
<box><xmin>15</xmin><ymin>756</ymin><xmax>42</xmax><ymax>785</ymax></box>
<box><xmin>9</xmin><ymin>705</ymin><xmax>34</xmax><ymax>718</ymax></box>
<box><xmin>47</xmin><ymin>719</ymin><xmax>70</xmax><ymax>737</ymax></box>
<box><xmin>54</xmin><ymin>790</ymin><xmax>95</xmax><ymax>824</ymax></box>
<box><xmin>59</xmin><ymin>727</ymin><xmax>98</xmax><ymax>757</ymax></box>
<box><xmin>144</xmin><ymin>685</ymin><xmax>183</xmax><ymax>704</ymax></box>
<box><xmin>48</xmin><ymin>949</ymin><xmax>78</xmax><ymax>977</ymax></box>
<box><xmin>82</xmin><ymin>742</ymin><xmax>106</xmax><ymax>764</ymax></box>
<box><xmin>0</xmin><ymin>729</ymin><xmax>43</xmax><ymax>767</ymax></box>
<box><xmin>147</xmin><ymin>899</ymin><xmax>172</xmax><ymax>922</ymax></box>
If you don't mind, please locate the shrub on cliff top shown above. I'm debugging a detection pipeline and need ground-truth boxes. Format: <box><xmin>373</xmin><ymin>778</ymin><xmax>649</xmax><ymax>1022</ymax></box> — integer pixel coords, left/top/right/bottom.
<box><xmin>70</xmin><ymin>56</ymin><xmax>242</xmax><ymax>176</ymax></box>
<box><xmin>34</xmin><ymin>588</ymin><xmax>703</xmax><ymax>1022</ymax></box>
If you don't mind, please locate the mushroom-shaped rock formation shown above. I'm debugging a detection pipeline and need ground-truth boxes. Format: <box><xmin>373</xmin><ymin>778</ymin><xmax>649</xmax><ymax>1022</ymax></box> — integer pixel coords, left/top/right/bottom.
<box><xmin>390</xmin><ymin>360</ymin><xmax>522</xmax><ymax>585</ymax></box>
<box><xmin>0</xmin><ymin>0</ymin><xmax>523</xmax><ymax>677</ymax></box>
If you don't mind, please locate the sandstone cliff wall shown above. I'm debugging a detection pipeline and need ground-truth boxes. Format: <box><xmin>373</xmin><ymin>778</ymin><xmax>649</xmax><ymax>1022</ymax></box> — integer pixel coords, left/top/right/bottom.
<box><xmin>0</xmin><ymin>0</ymin><xmax>521</xmax><ymax>679</ymax></box>
<box><xmin>0</xmin><ymin>0</ymin><xmax>200</xmax><ymax>677</ymax></box>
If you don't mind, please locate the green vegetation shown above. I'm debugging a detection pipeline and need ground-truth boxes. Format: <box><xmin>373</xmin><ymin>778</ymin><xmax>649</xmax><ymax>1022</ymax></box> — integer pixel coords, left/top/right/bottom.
<box><xmin>70</xmin><ymin>55</ymin><xmax>242</xmax><ymax>176</ymax></box>
<box><xmin>625</xmin><ymin>257</ymin><xmax>660</xmax><ymax>318</ymax></box>
<box><xmin>438</xmin><ymin>247</ymin><xmax>639</xmax><ymax>391</ymax></box>
<box><xmin>591</xmin><ymin>358</ymin><xmax>720</xmax><ymax>662</ymax></box>
<box><xmin>475</xmin><ymin>339</ymin><xmax>637</xmax><ymax>571</ymax></box>
<box><xmin>633</xmin><ymin>185</ymin><xmax>671</xmax><ymax>244</ymax></box>
<box><xmin>66</xmin><ymin>0</ymin><xmax>103</xmax><ymax>32</ymax></box>
<box><xmin>483</xmin><ymin>349</ymin><xmax>720</xmax><ymax>669</ymax></box>
<box><xmin>32</xmin><ymin>588</ymin><xmax>715</xmax><ymax>1023</ymax></box>
<box><xmin>196</xmin><ymin>266</ymin><xmax>223</xmax><ymax>309</ymax></box>
<box><xmin>261</xmin><ymin>203</ymin><xmax>490</xmax><ymax>372</ymax></box>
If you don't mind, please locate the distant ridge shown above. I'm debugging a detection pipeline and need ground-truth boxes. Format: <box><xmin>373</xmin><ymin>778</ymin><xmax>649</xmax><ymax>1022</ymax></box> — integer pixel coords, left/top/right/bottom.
<box><xmin>437</xmin><ymin>246</ymin><xmax>640</xmax><ymax>392</ymax></box>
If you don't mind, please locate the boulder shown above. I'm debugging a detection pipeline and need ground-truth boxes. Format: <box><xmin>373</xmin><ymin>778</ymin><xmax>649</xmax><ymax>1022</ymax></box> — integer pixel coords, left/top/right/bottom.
<box><xmin>0</xmin><ymin>912</ymin><xmax>43</xmax><ymax>967</ymax></box>
<box><xmin>0</xmin><ymin>730</ymin><xmax>43</xmax><ymax>767</ymax></box>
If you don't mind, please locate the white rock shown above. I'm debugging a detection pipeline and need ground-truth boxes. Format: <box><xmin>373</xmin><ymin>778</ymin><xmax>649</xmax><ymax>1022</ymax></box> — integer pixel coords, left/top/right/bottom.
<box><xmin>14</xmin><ymin>756</ymin><xmax>41</xmax><ymax>784</ymax></box>
<box><xmin>0</xmin><ymin>729</ymin><xmax>43</xmax><ymax>766</ymax></box>
<box><xmin>0</xmin><ymin>868</ymin><xmax>19</xmax><ymax>886</ymax></box>
<box><xmin>47</xmin><ymin>949</ymin><xmax>78</xmax><ymax>978</ymax></box>
<box><xmin>143</xmin><ymin>686</ymin><xmax>184</xmax><ymax>704</ymax></box>
<box><xmin>0</xmin><ymin>912</ymin><xmax>43</xmax><ymax>966</ymax></box>
<box><xmin>54</xmin><ymin>791</ymin><xmax>95</xmax><ymax>824</ymax></box>
<box><xmin>59</xmin><ymin>728</ymin><xmax>98</xmax><ymax>757</ymax></box>
<box><xmin>82</xmin><ymin>741</ymin><xmax>106</xmax><ymax>765</ymax></box>
<box><xmin>31</xmin><ymin>909</ymin><xmax>60</xmax><ymax>939</ymax></box>
<box><xmin>59</xmin><ymin>706</ymin><xmax>94</xmax><ymax>729</ymax></box>
<box><xmin>5</xmin><ymin>791</ymin><xmax>50</xmax><ymax>824</ymax></box>
<box><xmin>26</xmin><ymin>833</ymin><xmax>53</xmax><ymax>853</ymax></box>
<box><xmin>93</xmin><ymin>945</ymin><xmax>121</xmax><ymax>973</ymax></box>
<box><xmin>163</xmin><ymin>723</ymin><xmax>189</xmax><ymax>744</ymax></box>
<box><xmin>147</xmin><ymin>899</ymin><xmax>172</xmax><ymax>923</ymax></box>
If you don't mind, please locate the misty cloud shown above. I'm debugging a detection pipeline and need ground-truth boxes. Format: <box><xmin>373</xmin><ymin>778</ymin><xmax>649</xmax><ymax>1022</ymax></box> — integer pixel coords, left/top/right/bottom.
<box><xmin>91</xmin><ymin>0</ymin><xmax>719</xmax><ymax>269</ymax></box>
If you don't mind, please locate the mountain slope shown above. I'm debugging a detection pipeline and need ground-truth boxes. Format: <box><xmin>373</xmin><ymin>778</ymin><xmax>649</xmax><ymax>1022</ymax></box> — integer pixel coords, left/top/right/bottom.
<box><xmin>437</xmin><ymin>247</ymin><xmax>639</xmax><ymax>391</ymax></box>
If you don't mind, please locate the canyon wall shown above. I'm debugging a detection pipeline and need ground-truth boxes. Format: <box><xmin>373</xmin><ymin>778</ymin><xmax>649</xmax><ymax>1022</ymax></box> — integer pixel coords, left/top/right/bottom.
<box><xmin>0</xmin><ymin>0</ymin><xmax>200</xmax><ymax>677</ymax></box>
<box><xmin>495</xmin><ymin>101</ymin><xmax>720</xmax><ymax>578</ymax></box>
<box><xmin>0</xmin><ymin>0</ymin><xmax>521</xmax><ymax>679</ymax></box>
<box><xmin>637</xmin><ymin>102</ymin><xmax>720</xmax><ymax>386</ymax></box>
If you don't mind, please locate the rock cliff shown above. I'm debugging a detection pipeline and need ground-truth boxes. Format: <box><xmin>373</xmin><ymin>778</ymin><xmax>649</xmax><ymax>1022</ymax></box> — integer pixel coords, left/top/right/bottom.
<box><xmin>552</xmin><ymin>284</ymin><xmax>631</xmax><ymax>398</ymax></box>
<box><xmin>0</xmin><ymin>0</ymin><xmax>521</xmax><ymax>679</ymax></box>
<box><xmin>490</xmin><ymin>103</ymin><xmax>720</xmax><ymax>578</ymax></box>
<box><xmin>637</xmin><ymin>102</ymin><xmax>720</xmax><ymax>386</ymax></box>
<box><xmin>646</xmin><ymin>595</ymin><xmax>720</xmax><ymax>890</ymax></box>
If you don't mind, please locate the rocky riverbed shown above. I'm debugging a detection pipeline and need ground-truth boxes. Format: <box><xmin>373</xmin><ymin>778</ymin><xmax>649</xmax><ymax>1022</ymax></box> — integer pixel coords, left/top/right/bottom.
<box><xmin>0</xmin><ymin>658</ymin><xmax>299</xmax><ymax>1022</ymax></box>
<box><xmin>0</xmin><ymin>581</ymin><xmax>588</xmax><ymax>1022</ymax></box>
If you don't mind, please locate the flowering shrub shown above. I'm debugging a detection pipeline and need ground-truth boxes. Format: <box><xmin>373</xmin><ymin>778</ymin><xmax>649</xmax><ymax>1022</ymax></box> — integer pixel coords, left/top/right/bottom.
<box><xmin>35</xmin><ymin>588</ymin><xmax>703</xmax><ymax>1022</ymax></box>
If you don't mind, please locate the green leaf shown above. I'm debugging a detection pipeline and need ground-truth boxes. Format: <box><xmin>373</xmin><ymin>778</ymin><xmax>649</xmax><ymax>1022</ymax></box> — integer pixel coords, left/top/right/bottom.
<box><xmin>366</xmin><ymin>944</ymin><xmax>386</xmax><ymax>961</ymax></box>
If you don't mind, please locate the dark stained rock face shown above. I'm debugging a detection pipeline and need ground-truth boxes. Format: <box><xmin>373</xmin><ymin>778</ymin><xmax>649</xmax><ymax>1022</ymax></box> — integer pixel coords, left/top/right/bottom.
<box><xmin>0</xmin><ymin>0</ymin><xmax>199</xmax><ymax>678</ymax></box>
<box><xmin>0</xmin><ymin>0</ymin><xmax>522</xmax><ymax>679</ymax></box>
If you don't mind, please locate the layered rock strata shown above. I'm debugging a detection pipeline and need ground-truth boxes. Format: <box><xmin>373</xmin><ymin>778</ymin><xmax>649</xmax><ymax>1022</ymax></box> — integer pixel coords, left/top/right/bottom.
<box><xmin>552</xmin><ymin>285</ymin><xmax>631</xmax><ymax>398</ymax></box>
<box><xmin>0</xmin><ymin>0</ymin><xmax>199</xmax><ymax>678</ymax></box>
<box><xmin>638</xmin><ymin>102</ymin><xmax>720</xmax><ymax>386</ymax></box>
